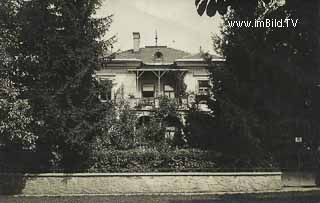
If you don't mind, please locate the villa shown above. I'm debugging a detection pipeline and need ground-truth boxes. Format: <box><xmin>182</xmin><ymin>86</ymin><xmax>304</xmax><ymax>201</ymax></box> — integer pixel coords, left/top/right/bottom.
<box><xmin>96</xmin><ymin>32</ymin><xmax>225</xmax><ymax>119</ymax></box>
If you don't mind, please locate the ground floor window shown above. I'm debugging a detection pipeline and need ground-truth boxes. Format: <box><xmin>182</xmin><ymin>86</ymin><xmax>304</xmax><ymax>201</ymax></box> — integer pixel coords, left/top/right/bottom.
<box><xmin>198</xmin><ymin>80</ymin><xmax>210</xmax><ymax>95</ymax></box>
<box><xmin>165</xmin><ymin>127</ymin><xmax>176</xmax><ymax>140</ymax></box>
<box><xmin>99</xmin><ymin>79</ymin><xmax>112</xmax><ymax>101</ymax></box>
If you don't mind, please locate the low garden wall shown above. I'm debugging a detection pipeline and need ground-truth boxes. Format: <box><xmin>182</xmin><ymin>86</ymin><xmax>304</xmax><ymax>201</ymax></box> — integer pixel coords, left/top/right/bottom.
<box><xmin>282</xmin><ymin>172</ymin><xmax>320</xmax><ymax>187</ymax></box>
<box><xmin>0</xmin><ymin>172</ymin><xmax>282</xmax><ymax>195</ymax></box>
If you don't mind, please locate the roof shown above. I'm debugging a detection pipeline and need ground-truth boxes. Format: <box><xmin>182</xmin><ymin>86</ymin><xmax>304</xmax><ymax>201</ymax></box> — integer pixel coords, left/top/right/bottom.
<box><xmin>115</xmin><ymin>46</ymin><xmax>224</xmax><ymax>64</ymax></box>
<box><xmin>183</xmin><ymin>52</ymin><xmax>223</xmax><ymax>60</ymax></box>
<box><xmin>115</xmin><ymin>46</ymin><xmax>192</xmax><ymax>64</ymax></box>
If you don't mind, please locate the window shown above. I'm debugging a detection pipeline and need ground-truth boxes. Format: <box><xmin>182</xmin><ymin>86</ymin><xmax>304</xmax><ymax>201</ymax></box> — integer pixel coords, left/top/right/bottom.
<box><xmin>142</xmin><ymin>83</ymin><xmax>155</xmax><ymax>98</ymax></box>
<box><xmin>165</xmin><ymin>127</ymin><xmax>176</xmax><ymax>140</ymax></box>
<box><xmin>99</xmin><ymin>79</ymin><xmax>112</xmax><ymax>101</ymax></box>
<box><xmin>137</xmin><ymin>116</ymin><xmax>150</xmax><ymax>127</ymax></box>
<box><xmin>198</xmin><ymin>80</ymin><xmax>210</xmax><ymax>95</ymax></box>
<box><xmin>155</xmin><ymin>51</ymin><xmax>163</xmax><ymax>58</ymax></box>
<box><xmin>154</xmin><ymin>51</ymin><xmax>163</xmax><ymax>62</ymax></box>
<box><xmin>164</xmin><ymin>84</ymin><xmax>175</xmax><ymax>98</ymax></box>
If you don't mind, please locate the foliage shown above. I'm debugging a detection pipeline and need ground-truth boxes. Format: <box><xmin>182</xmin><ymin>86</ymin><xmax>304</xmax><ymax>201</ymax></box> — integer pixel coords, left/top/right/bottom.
<box><xmin>89</xmin><ymin>148</ymin><xmax>219</xmax><ymax>172</ymax></box>
<box><xmin>89</xmin><ymin>148</ymin><xmax>278</xmax><ymax>172</ymax></box>
<box><xmin>0</xmin><ymin>0</ymin><xmax>115</xmax><ymax>169</ymax></box>
<box><xmin>184</xmin><ymin>105</ymin><xmax>216</xmax><ymax>149</ymax></box>
<box><xmin>93</xmin><ymin>100</ymin><xmax>137</xmax><ymax>150</ymax></box>
<box><xmin>0</xmin><ymin>79</ymin><xmax>37</xmax><ymax>150</ymax></box>
<box><xmin>135</xmin><ymin>116</ymin><xmax>166</xmax><ymax>150</ymax></box>
<box><xmin>207</xmin><ymin>0</ymin><xmax>320</xmax><ymax>168</ymax></box>
<box><xmin>155</xmin><ymin>96</ymin><xmax>179</xmax><ymax>119</ymax></box>
<box><xmin>195</xmin><ymin>0</ymin><xmax>286</xmax><ymax>16</ymax></box>
<box><xmin>135</xmin><ymin>96</ymin><xmax>186</xmax><ymax>150</ymax></box>
<box><xmin>0</xmin><ymin>148</ymin><xmax>279</xmax><ymax>173</ymax></box>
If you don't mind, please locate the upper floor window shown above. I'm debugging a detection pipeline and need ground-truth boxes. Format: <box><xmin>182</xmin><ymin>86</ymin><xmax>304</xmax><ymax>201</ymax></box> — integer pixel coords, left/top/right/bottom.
<box><xmin>164</xmin><ymin>84</ymin><xmax>175</xmax><ymax>98</ymax></box>
<box><xmin>198</xmin><ymin>80</ymin><xmax>210</xmax><ymax>95</ymax></box>
<box><xmin>142</xmin><ymin>83</ymin><xmax>155</xmax><ymax>98</ymax></box>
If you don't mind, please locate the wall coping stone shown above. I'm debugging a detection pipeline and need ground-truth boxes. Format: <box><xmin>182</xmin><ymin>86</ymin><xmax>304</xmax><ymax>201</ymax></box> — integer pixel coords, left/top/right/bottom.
<box><xmin>1</xmin><ymin>172</ymin><xmax>282</xmax><ymax>177</ymax></box>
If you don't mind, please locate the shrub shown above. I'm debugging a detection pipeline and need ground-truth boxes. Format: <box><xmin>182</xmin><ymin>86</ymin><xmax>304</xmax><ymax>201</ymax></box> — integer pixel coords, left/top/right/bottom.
<box><xmin>0</xmin><ymin>79</ymin><xmax>37</xmax><ymax>150</ymax></box>
<box><xmin>88</xmin><ymin>149</ymin><xmax>220</xmax><ymax>172</ymax></box>
<box><xmin>94</xmin><ymin>100</ymin><xmax>137</xmax><ymax>150</ymax></box>
<box><xmin>134</xmin><ymin>96</ymin><xmax>186</xmax><ymax>150</ymax></box>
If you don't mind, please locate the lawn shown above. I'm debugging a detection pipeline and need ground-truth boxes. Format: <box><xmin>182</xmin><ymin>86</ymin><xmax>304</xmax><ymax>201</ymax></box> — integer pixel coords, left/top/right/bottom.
<box><xmin>1</xmin><ymin>190</ymin><xmax>320</xmax><ymax>203</ymax></box>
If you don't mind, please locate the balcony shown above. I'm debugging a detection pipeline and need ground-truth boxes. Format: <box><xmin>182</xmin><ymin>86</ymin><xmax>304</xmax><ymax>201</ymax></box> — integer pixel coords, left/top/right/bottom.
<box><xmin>123</xmin><ymin>95</ymin><xmax>210</xmax><ymax>112</ymax></box>
<box><xmin>126</xmin><ymin>97</ymin><xmax>190</xmax><ymax>111</ymax></box>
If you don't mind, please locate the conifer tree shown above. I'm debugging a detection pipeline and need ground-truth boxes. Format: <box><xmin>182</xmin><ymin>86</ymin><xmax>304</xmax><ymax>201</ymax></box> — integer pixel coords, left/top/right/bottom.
<box><xmin>205</xmin><ymin>0</ymin><xmax>320</xmax><ymax>167</ymax></box>
<box><xmin>1</xmin><ymin>0</ymin><xmax>114</xmax><ymax>169</ymax></box>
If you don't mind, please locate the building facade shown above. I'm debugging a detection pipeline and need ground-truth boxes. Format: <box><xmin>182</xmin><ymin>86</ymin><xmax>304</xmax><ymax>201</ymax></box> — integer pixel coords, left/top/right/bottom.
<box><xmin>96</xmin><ymin>32</ymin><xmax>225</xmax><ymax>117</ymax></box>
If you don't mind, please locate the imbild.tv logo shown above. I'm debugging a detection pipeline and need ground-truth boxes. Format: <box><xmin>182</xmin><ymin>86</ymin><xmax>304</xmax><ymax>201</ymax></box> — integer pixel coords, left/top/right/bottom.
<box><xmin>227</xmin><ymin>19</ymin><xmax>299</xmax><ymax>28</ymax></box>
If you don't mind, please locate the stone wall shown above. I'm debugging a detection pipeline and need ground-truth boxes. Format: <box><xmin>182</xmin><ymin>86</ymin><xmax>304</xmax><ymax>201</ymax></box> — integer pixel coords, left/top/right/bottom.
<box><xmin>282</xmin><ymin>172</ymin><xmax>320</xmax><ymax>187</ymax></box>
<box><xmin>0</xmin><ymin>172</ymin><xmax>282</xmax><ymax>195</ymax></box>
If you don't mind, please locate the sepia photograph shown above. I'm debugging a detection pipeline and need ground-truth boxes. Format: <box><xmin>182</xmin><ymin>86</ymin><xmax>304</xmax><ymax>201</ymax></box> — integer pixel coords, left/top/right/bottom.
<box><xmin>0</xmin><ymin>0</ymin><xmax>319</xmax><ymax>202</ymax></box>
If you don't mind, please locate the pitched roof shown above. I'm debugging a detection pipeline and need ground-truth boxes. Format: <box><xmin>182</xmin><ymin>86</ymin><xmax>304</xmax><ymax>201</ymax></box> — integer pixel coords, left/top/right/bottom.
<box><xmin>183</xmin><ymin>52</ymin><xmax>223</xmax><ymax>60</ymax></box>
<box><xmin>115</xmin><ymin>46</ymin><xmax>192</xmax><ymax>64</ymax></box>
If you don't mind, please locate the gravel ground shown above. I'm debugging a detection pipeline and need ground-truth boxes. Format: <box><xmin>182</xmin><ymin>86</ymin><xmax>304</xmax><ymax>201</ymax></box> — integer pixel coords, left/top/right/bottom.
<box><xmin>1</xmin><ymin>191</ymin><xmax>320</xmax><ymax>203</ymax></box>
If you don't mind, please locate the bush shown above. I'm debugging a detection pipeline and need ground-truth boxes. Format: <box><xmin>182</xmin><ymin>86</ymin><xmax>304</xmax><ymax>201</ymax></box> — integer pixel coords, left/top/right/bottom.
<box><xmin>93</xmin><ymin>100</ymin><xmax>137</xmax><ymax>151</ymax></box>
<box><xmin>0</xmin><ymin>79</ymin><xmax>37</xmax><ymax>150</ymax></box>
<box><xmin>88</xmin><ymin>149</ymin><xmax>220</xmax><ymax>172</ymax></box>
<box><xmin>134</xmin><ymin>96</ymin><xmax>186</xmax><ymax>150</ymax></box>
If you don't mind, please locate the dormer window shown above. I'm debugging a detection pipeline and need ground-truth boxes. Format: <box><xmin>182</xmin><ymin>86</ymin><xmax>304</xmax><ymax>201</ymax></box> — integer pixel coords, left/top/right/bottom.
<box><xmin>154</xmin><ymin>51</ymin><xmax>163</xmax><ymax>62</ymax></box>
<box><xmin>155</xmin><ymin>51</ymin><xmax>163</xmax><ymax>58</ymax></box>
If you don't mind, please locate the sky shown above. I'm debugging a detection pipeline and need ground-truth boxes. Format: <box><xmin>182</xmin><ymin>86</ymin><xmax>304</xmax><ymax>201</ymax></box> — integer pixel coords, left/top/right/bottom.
<box><xmin>96</xmin><ymin>0</ymin><xmax>222</xmax><ymax>54</ymax></box>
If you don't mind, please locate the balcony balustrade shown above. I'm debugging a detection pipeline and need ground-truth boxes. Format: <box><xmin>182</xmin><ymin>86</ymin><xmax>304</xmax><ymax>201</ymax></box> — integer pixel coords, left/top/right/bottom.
<box><xmin>126</xmin><ymin>97</ymin><xmax>190</xmax><ymax>111</ymax></box>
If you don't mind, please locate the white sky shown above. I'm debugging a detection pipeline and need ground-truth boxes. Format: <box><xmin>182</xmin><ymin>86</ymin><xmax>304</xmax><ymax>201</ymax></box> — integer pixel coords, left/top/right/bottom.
<box><xmin>97</xmin><ymin>0</ymin><xmax>222</xmax><ymax>54</ymax></box>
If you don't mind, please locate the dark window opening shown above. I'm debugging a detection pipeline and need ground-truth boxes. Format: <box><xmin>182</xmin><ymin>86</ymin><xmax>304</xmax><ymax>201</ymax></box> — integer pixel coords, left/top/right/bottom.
<box><xmin>154</xmin><ymin>51</ymin><xmax>164</xmax><ymax>62</ymax></box>
<box><xmin>137</xmin><ymin>116</ymin><xmax>151</xmax><ymax>127</ymax></box>
<box><xmin>197</xmin><ymin>80</ymin><xmax>210</xmax><ymax>103</ymax></box>
<box><xmin>142</xmin><ymin>84</ymin><xmax>155</xmax><ymax>98</ymax></box>
<box><xmin>155</xmin><ymin>51</ymin><xmax>163</xmax><ymax>58</ymax></box>
<box><xmin>99</xmin><ymin>79</ymin><xmax>112</xmax><ymax>100</ymax></box>
<box><xmin>198</xmin><ymin>80</ymin><xmax>210</xmax><ymax>95</ymax></box>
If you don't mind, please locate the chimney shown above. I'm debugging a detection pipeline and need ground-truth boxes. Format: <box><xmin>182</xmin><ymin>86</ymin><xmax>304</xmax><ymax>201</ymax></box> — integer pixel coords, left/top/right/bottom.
<box><xmin>133</xmin><ymin>32</ymin><xmax>140</xmax><ymax>52</ymax></box>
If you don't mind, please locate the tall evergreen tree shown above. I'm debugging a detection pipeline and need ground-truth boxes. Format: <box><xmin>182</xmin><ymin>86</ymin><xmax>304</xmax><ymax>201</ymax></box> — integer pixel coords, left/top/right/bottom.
<box><xmin>203</xmin><ymin>0</ymin><xmax>320</xmax><ymax>168</ymax></box>
<box><xmin>1</xmin><ymin>0</ymin><xmax>114</xmax><ymax>169</ymax></box>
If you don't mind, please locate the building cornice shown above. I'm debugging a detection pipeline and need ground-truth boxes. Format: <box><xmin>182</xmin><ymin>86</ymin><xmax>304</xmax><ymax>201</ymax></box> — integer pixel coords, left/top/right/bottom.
<box><xmin>175</xmin><ymin>58</ymin><xmax>226</xmax><ymax>62</ymax></box>
<box><xmin>102</xmin><ymin>58</ymin><xmax>226</xmax><ymax>69</ymax></box>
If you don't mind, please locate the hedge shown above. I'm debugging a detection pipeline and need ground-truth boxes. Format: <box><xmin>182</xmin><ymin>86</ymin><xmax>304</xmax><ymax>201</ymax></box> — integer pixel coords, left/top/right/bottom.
<box><xmin>88</xmin><ymin>149</ymin><xmax>220</xmax><ymax>172</ymax></box>
<box><xmin>0</xmin><ymin>149</ymin><xmax>281</xmax><ymax>173</ymax></box>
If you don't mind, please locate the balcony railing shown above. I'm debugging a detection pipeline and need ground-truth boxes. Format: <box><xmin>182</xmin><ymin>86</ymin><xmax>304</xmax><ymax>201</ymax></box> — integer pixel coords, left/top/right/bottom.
<box><xmin>111</xmin><ymin>94</ymin><xmax>210</xmax><ymax>112</ymax></box>
<box><xmin>126</xmin><ymin>97</ymin><xmax>190</xmax><ymax>110</ymax></box>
